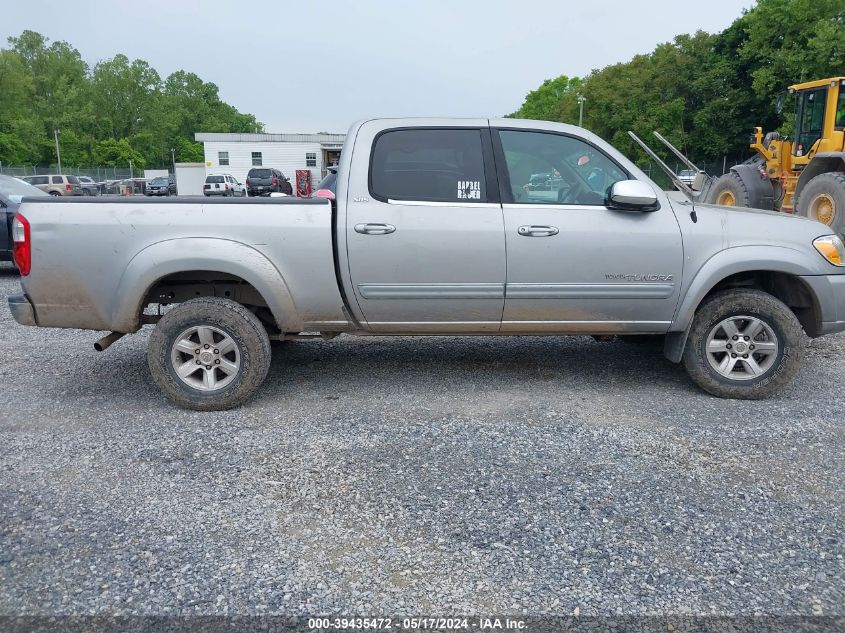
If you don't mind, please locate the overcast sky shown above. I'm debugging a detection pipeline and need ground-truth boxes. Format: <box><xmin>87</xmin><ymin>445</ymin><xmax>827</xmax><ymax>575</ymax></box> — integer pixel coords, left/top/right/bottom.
<box><xmin>3</xmin><ymin>0</ymin><xmax>754</xmax><ymax>134</ymax></box>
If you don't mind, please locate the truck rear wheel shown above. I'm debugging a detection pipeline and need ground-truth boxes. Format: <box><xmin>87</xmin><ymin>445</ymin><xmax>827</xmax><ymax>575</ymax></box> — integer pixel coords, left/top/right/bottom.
<box><xmin>795</xmin><ymin>172</ymin><xmax>845</xmax><ymax>232</ymax></box>
<box><xmin>147</xmin><ymin>297</ymin><xmax>271</xmax><ymax>411</ymax></box>
<box><xmin>707</xmin><ymin>172</ymin><xmax>751</xmax><ymax>207</ymax></box>
<box><xmin>682</xmin><ymin>289</ymin><xmax>803</xmax><ymax>399</ymax></box>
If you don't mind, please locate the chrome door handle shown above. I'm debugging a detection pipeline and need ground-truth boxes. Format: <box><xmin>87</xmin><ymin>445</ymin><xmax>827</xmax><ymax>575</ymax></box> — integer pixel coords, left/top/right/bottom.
<box><xmin>518</xmin><ymin>225</ymin><xmax>559</xmax><ymax>237</ymax></box>
<box><xmin>354</xmin><ymin>223</ymin><xmax>396</xmax><ymax>235</ymax></box>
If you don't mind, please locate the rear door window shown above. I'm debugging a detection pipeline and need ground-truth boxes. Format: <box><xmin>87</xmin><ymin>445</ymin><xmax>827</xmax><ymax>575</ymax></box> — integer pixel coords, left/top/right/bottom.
<box><xmin>51</xmin><ymin>176</ymin><xmax>63</xmax><ymax>184</ymax></box>
<box><xmin>370</xmin><ymin>128</ymin><xmax>487</xmax><ymax>203</ymax></box>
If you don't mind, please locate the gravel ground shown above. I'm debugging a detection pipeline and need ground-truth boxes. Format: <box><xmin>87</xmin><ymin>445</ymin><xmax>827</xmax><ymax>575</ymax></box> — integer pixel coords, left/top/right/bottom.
<box><xmin>0</xmin><ymin>264</ymin><xmax>842</xmax><ymax>618</ymax></box>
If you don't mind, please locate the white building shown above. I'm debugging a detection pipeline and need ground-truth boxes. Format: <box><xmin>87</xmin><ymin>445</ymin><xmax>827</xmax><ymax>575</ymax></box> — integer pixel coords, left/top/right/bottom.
<box><xmin>195</xmin><ymin>132</ymin><xmax>345</xmax><ymax>189</ymax></box>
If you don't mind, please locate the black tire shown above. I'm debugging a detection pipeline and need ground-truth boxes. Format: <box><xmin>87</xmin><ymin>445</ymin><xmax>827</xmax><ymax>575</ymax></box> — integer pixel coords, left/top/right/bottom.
<box><xmin>794</xmin><ymin>171</ymin><xmax>845</xmax><ymax>233</ymax></box>
<box><xmin>147</xmin><ymin>297</ymin><xmax>271</xmax><ymax>411</ymax></box>
<box><xmin>49</xmin><ymin>191</ymin><xmax>61</xmax><ymax>196</ymax></box>
<box><xmin>706</xmin><ymin>172</ymin><xmax>752</xmax><ymax>208</ymax></box>
<box><xmin>682</xmin><ymin>289</ymin><xmax>803</xmax><ymax>399</ymax></box>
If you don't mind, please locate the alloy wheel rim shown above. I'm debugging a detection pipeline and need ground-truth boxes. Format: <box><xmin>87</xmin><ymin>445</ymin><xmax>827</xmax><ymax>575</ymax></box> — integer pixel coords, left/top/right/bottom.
<box><xmin>705</xmin><ymin>315</ymin><xmax>779</xmax><ymax>381</ymax></box>
<box><xmin>717</xmin><ymin>191</ymin><xmax>736</xmax><ymax>206</ymax></box>
<box><xmin>170</xmin><ymin>325</ymin><xmax>240</xmax><ymax>391</ymax></box>
<box><xmin>808</xmin><ymin>193</ymin><xmax>835</xmax><ymax>226</ymax></box>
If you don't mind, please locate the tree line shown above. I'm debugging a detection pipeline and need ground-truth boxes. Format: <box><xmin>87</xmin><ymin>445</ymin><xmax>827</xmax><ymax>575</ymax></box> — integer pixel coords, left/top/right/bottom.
<box><xmin>509</xmin><ymin>0</ymin><xmax>845</xmax><ymax>168</ymax></box>
<box><xmin>0</xmin><ymin>30</ymin><xmax>262</xmax><ymax>170</ymax></box>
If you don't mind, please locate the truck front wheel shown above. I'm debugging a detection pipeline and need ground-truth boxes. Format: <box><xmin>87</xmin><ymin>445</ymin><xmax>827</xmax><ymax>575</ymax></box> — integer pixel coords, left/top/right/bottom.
<box><xmin>147</xmin><ymin>297</ymin><xmax>271</xmax><ymax>410</ymax></box>
<box><xmin>682</xmin><ymin>289</ymin><xmax>803</xmax><ymax>399</ymax></box>
<box><xmin>795</xmin><ymin>172</ymin><xmax>845</xmax><ymax>233</ymax></box>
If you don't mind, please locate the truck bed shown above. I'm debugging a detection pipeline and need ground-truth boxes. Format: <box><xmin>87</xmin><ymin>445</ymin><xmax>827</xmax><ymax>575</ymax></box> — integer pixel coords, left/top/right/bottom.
<box><xmin>16</xmin><ymin>196</ymin><xmax>347</xmax><ymax>333</ymax></box>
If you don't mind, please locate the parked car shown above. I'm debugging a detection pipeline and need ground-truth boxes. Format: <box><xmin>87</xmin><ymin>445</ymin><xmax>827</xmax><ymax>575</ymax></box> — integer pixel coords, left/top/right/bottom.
<box><xmin>9</xmin><ymin>117</ymin><xmax>845</xmax><ymax>410</ymax></box>
<box><xmin>245</xmin><ymin>167</ymin><xmax>292</xmax><ymax>196</ymax></box>
<box><xmin>146</xmin><ymin>176</ymin><xmax>177</xmax><ymax>197</ymax></box>
<box><xmin>118</xmin><ymin>179</ymin><xmax>149</xmax><ymax>195</ymax></box>
<box><xmin>0</xmin><ymin>175</ymin><xmax>47</xmax><ymax>263</ymax></box>
<box><xmin>100</xmin><ymin>180</ymin><xmax>122</xmax><ymax>195</ymax></box>
<box><xmin>312</xmin><ymin>166</ymin><xmax>338</xmax><ymax>199</ymax></box>
<box><xmin>77</xmin><ymin>176</ymin><xmax>101</xmax><ymax>196</ymax></box>
<box><xmin>679</xmin><ymin>170</ymin><xmax>697</xmax><ymax>186</ymax></box>
<box><xmin>22</xmin><ymin>174</ymin><xmax>82</xmax><ymax>196</ymax></box>
<box><xmin>204</xmin><ymin>174</ymin><xmax>245</xmax><ymax>197</ymax></box>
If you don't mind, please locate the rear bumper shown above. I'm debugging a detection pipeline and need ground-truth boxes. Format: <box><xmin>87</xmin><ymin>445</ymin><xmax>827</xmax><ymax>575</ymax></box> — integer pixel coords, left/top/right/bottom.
<box><xmin>800</xmin><ymin>274</ymin><xmax>845</xmax><ymax>335</ymax></box>
<box><xmin>8</xmin><ymin>294</ymin><xmax>36</xmax><ymax>326</ymax></box>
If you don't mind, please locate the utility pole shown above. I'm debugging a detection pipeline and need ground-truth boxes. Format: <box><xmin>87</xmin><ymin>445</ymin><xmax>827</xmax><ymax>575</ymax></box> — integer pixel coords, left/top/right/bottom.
<box><xmin>171</xmin><ymin>147</ymin><xmax>176</xmax><ymax>172</ymax></box>
<box><xmin>129</xmin><ymin>159</ymin><xmax>133</xmax><ymax>178</ymax></box>
<box><xmin>54</xmin><ymin>129</ymin><xmax>62</xmax><ymax>173</ymax></box>
<box><xmin>576</xmin><ymin>94</ymin><xmax>586</xmax><ymax>128</ymax></box>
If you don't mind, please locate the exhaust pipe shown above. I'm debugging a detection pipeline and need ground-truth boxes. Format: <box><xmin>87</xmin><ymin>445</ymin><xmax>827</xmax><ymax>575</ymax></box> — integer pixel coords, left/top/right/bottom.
<box><xmin>94</xmin><ymin>331</ymin><xmax>125</xmax><ymax>352</ymax></box>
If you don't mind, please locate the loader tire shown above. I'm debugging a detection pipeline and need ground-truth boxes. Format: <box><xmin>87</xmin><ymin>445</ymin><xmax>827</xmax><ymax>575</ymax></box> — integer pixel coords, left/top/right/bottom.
<box><xmin>794</xmin><ymin>172</ymin><xmax>845</xmax><ymax>233</ymax></box>
<box><xmin>707</xmin><ymin>172</ymin><xmax>751</xmax><ymax>208</ymax></box>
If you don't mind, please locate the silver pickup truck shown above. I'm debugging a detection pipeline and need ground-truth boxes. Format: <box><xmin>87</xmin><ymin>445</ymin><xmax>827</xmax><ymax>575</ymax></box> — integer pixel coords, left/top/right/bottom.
<box><xmin>8</xmin><ymin>118</ymin><xmax>845</xmax><ymax>410</ymax></box>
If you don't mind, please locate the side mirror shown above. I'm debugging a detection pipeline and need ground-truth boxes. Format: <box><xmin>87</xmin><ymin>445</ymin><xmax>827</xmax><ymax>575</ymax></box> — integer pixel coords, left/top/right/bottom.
<box><xmin>606</xmin><ymin>180</ymin><xmax>659</xmax><ymax>212</ymax></box>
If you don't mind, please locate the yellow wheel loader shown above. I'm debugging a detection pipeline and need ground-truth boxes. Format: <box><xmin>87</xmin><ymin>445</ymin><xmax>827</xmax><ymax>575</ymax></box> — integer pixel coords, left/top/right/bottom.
<box><xmin>706</xmin><ymin>77</ymin><xmax>845</xmax><ymax>231</ymax></box>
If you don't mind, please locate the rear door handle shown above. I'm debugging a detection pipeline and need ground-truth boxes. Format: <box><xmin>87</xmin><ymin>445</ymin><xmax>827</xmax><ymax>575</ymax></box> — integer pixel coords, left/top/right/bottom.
<box><xmin>518</xmin><ymin>225</ymin><xmax>559</xmax><ymax>237</ymax></box>
<box><xmin>354</xmin><ymin>223</ymin><xmax>396</xmax><ymax>235</ymax></box>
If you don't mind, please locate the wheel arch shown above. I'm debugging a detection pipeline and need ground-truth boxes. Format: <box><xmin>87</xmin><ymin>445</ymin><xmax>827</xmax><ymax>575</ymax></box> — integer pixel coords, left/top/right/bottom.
<box><xmin>111</xmin><ymin>238</ymin><xmax>301</xmax><ymax>333</ymax></box>
<box><xmin>664</xmin><ymin>247</ymin><xmax>823</xmax><ymax>362</ymax></box>
<box><xmin>794</xmin><ymin>153</ymin><xmax>845</xmax><ymax>203</ymax></box>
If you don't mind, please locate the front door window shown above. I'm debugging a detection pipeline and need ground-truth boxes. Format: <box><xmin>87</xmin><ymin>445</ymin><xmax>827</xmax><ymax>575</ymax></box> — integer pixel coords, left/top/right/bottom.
<box><xmin>498</xmin><ymin>130</ymin><xmax>628</xmax><ymax>205</ymax></box>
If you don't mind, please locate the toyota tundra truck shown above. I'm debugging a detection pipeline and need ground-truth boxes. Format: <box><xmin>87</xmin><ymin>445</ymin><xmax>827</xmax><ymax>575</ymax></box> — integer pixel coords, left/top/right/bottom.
<box><xmin>8</xmin><ymin>118</ymin><xmax>845</xmax><ymax>410</ymax></box>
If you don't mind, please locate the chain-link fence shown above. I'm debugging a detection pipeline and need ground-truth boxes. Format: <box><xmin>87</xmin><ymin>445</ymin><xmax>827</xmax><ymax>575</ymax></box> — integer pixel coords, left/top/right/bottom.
<box><xmin>638</xmin><ymin>155</ymin><xmax>753</xmax><ymax>191</ymax></box>
<box><xmin>0</xmin><ymin>165</ymin><xmax>141</xmax><ymax>180</ymax></box>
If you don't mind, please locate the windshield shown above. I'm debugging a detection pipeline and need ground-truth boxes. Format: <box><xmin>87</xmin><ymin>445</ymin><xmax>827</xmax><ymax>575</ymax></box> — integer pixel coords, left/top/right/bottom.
<box><xmin>151</xmin><ymin>177</ymin><xmax>169</xmax><ymax>185</ymax></box>
<box><xmin>0</xmin><ymin>175</ymin><xmax>49</xmax><ymax>203</ymax></box>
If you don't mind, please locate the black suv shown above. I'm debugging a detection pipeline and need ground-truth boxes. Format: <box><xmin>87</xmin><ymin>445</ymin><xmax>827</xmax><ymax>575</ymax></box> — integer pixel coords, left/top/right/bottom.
<box><xmin>246</xmin><ymin>168</ymin><xmax>292</xmax><ymax>196</ymax></box>
<box><xmin>145</xmin><ymin>175</ymin><xmax>177</xmax><ymax>196</ymax></box>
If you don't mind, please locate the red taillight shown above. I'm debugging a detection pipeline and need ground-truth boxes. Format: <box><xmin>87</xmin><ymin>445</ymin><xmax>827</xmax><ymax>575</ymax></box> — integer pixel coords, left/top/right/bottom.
<box><xmin>12</xmin><ymin>214</ymin><xmax>31</xmax><ymax>276</ymax></box>
<box><xmin>65</xmin><ymin>183</ymin><xmax>71</xmax><ymax>191</ymax></box>
<box><xmin>314</xmin><ymin>189</ymin><xmax>335</xmax><ymax>200</ymax></box>
<box><xmin>271</xmin><ymin>178</ymin><xmax>279</xmax><ymax>185</ymax></box>
<box><xmin>225</xmin><ymin>184</ymin><xmax>229</xmax><ymax>190</ymax></box>
<box><xmin>245</xmin><ymin>178</ymin><xmax>250</xmax><ymax>185</ymax></box>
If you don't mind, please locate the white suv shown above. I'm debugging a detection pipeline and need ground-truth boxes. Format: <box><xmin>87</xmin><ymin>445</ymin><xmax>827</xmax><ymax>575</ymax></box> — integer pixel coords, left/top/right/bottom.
<box><xmin>203</xmin><ymin>174</ymin><xmax>245</xmax><ymax>197</ymax></box>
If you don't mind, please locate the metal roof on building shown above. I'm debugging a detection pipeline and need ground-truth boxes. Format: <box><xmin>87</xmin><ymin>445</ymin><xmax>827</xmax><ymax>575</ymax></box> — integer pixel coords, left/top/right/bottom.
<box><xmin>195</xmin><ymin>132</ymin><xmax>346</xmax><ymax>143</ymax></box>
